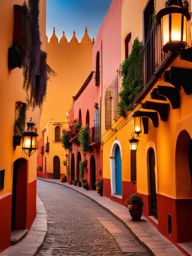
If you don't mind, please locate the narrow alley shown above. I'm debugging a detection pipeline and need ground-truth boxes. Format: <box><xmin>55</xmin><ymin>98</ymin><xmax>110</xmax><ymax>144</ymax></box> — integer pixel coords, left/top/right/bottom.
<box><xmin>37</xmin><ymin>180</ymin><xmax>151</xmax><ymax>256</ymax></box>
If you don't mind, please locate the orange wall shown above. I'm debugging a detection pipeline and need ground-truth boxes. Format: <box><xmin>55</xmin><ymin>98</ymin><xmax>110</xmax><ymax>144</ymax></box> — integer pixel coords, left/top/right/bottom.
<box><xmin>0</xmin><ymin>0</ymin><xmax>46</xmax><ymax>197</ymax></box>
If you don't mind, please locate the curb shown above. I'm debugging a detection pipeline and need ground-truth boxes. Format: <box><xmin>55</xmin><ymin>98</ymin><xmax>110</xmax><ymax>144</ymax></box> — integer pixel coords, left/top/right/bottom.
<box><xmin>38</xmin><ymin>178</ymin><xmax>183</xmax><ymax>256</ymax></box>
<box><xmin>1</xmin><ymin>196</ymin><xmax>47</xmax><ymax>256</ymax></box>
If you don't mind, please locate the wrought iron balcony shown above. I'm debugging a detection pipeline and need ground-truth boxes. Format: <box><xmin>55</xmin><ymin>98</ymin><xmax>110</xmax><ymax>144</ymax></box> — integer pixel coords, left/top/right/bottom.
<box><xmin>89</xmin><ymin>126</ymin><xmax>100</xmax><ymax>145</ymax></box>
<box><xmin>129</xmin><ymin>23</ymin><xmax>171</xmax><ymax>99</ymax></box>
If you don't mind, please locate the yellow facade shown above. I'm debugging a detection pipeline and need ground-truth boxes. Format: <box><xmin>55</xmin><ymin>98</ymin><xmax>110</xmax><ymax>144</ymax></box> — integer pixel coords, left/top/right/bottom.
<box><xmin>102</xmin><ymin>0</ymin><xmax>192</xmax><ymax>245</ymax></box>
<box><xmin>39</xmin><ymin>28</ymin><xmax>93</xmax><ymax>176</ymax></box>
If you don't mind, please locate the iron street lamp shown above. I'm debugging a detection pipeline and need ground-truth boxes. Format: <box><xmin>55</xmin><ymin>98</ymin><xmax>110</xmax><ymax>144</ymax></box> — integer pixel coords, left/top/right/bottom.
<box><xmin>22</xmin><ymin>118</ymin><xmax>38</xmax><ymax>157</ymax></box>
<box><xmin>129</xmin><ymin>135</ymin><xmax>139</xmax><ymax>151</ymax></box>
<box><xmin>157</xmin><ymin>0</ymin><xmax>190</xmax><ymax>52</ymax></box>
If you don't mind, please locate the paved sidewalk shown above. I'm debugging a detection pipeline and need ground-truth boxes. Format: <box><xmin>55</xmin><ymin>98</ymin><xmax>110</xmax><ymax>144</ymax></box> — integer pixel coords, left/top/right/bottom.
<box><xmin>1</xmin><ymin>196</ymin><xmax>47</xmax><ymax>256</ymax></box>
<box><xmin>40</xmin><ymin>178</ymin><xmax>183</xmax><ymax>256</ymax></box>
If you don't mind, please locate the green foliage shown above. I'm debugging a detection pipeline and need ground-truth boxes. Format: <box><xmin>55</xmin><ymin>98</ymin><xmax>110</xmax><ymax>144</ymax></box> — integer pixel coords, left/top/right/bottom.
<box><xmin>119</xmin><ymin>38</ymin><xmax>143</xmax><ymax>116</ymax></box>
<box><xmin>74</xmin><ymin>120</ymin><xmax>81</xmax><ymax>130</ymax></box>
<box><xmin>61</xmin><ymin>131</ymin><xmax>71</xmax><ymax>149</ymax></box>
<box><xmin>128</xmin><ymin>193</ymin><xmax>144</xmax><ymax>210</ymax></box>
<box><xmin>78</xmin><ymin>126</ymin><xmax>89</xmax><ymax>152</ymax></box>
<box><xmin>14</xmin><ymin>103</ymin><xmax>26</xmax><ymax>136</ymax></box>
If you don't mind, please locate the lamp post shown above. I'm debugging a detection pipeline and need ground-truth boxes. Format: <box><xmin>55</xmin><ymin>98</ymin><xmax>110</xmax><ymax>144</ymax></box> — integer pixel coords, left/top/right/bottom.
<box><xmin>129</xmin><ymin>135</ymin><xmax>139</xmax><ymax>151</ymax></box>
<box><xmin>22</xmin><ymin>118</ymin><xmax>38</xmax><ymax>157</ymax></box>
<box><xmin>157</xmin><ymin>0</ymin><xmax>190</xmax><ymax>52</ymax></box>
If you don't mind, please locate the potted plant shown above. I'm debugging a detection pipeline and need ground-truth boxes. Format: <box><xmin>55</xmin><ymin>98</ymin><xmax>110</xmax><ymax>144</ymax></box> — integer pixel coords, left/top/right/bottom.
<box><xmin>77</xmin><ymin>179</ymin><xmax>82</xmax><ymax>187</ymax></box>
<box><xmin>82</xmin><ymin>179</ymin><xmax>89</xmax><ymax>190</ymax></box>
<box><xmin>61</xmin><ymin>174</ymin><xmax>67</xmax><ymax>183</ymax></box>
<box><xmin>127</xmin><ymin>193</ymin><xmax>143</xmax><ymax>221</ymax></box>
<box><xmin>96</xmin><ymin>179</ymin><xmax>103</xmax><ymax>196</ymax></box>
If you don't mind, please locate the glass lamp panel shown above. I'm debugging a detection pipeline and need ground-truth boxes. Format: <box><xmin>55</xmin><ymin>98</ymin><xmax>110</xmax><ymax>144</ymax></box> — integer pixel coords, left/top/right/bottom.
<box><xmin>31</xmin><ymin>136</ymin><xmax>37</xmax><ymax>149</ymax></box>
<box><xmin>183</xmin><ymin>16</ymin><xmax>187</xmax><ymax>42</ymax></box>
<box><xmin>130</xmin><ymin>141</ymin><xmax>138</xmax><ymax>151</ymax></box>
<box><xmin>23</xmin><ymin>136</ymin><xmax>31</xmax><ymax>149</ymax></box>
<box><xmin>162</xmin><ymin>14</ymin><xmax>169</xmax><ymax>46</ymax></box>
<box><xmin>171</xmin><ymin>13</ymin><xmax>182</xmax><ymax>41</ymax></box>
<box><xmin>134</xmin><ymin>117</ymin><xmax>141</xmax><ymax>134</ymax></box>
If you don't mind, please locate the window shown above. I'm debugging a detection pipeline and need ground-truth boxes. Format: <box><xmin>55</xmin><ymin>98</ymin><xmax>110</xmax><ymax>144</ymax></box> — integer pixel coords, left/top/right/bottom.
<box><xmin>55</xmin><ymin>126</ymin><xmax>61</xmax><ymax>142</ymax></box>
<box><xmin>86</xmin><ymin>110</ymin><xmax>90</xmax><ymax>128</ymax></box>
<box><xmin>125</xmin><ymin>33</ymin><xmax>131</xmax><ymax>59</ymax></box>
<box><xmin>143</xmin><ymin>0</ymin><xmax>154</xmax><ymax>42</ymax></box>
<box><xmin>95</xmin><ymin>51</ymin><xmax>100</xmax><ymax>86</ymax></box>
<box><xmin>79</xmin><ymin>109</ymin><xmax>82</xmax><ymax>124</ymax></box>
<box><xmin>105</xmin><ymin>89</ymin><xmax>112</xmax><ymax>130</ymax></box>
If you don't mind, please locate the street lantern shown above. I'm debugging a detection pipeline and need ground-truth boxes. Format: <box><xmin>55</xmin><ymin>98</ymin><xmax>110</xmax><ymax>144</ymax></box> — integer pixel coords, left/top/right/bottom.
<box><xmin>157</xmin><ymin>0</ymin><xmax>190</xmax><ymax>52</ymax></box>
<box><xmin>134</xmin><ymin>116</ymin><xmax>142</xmax><ymax>135</ymax></box>
<box><xmin>22</xmin><ymin>118</ymin><xmax>38</xmax><ymax>157</ymax></box>
<box><xmin>129</xmin><ymin>135</ymin><xmax>139</xmax><ymax>151</ymax></box>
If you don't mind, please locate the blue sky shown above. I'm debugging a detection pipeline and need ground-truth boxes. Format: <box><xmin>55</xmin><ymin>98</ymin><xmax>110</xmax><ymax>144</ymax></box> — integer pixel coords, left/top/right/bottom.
<box><xmin>46</xmin><ymin>0</ymin><xmax>112</xmax><ymax>41</ymax></box>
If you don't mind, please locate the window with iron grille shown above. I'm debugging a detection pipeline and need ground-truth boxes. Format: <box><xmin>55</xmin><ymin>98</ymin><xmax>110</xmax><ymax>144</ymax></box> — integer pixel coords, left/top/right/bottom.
<box><xmin>94</xmin><ymin>107</ymin><xmax>100</xmax><ymax>142</ymax></box>
<box><xmin>105</xmin><ymin>89</ymin><xmax>112</xmax><ymax>130</ymax></box>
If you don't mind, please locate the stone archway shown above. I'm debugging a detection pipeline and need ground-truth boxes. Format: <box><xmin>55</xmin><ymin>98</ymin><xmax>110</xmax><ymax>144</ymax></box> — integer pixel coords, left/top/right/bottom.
<box><xmin>90</xmin><ymin>155</ymin><xmax>96</xmax><ymax>190</ymax></box>
<box><xmin>175</xmin><ymin>130</ymin><xmax>192</xmax><ymax>242</ymax></box>
<box><xmin>148</xmin><ymin>148</ymin><xmax>157</xmax><ymax>219</ymax></box>
<box><xmin>77</xmin><ymin>152</ymin><xmax>81</xmax><ymax>180</ymax></box>
<box><xmin>53</xmin><ymin>156</ymin><xmax>60</xmax><ymax>179</ymax></box>
<box><xmin>71</xmin><ymin>154</ymin><xmax>75</xmax><ymax>181</ymax></box>
<box><xmin>12</xmin><ymin>158</ymin><xmax>27</xmax><ymax>230</ymax></box>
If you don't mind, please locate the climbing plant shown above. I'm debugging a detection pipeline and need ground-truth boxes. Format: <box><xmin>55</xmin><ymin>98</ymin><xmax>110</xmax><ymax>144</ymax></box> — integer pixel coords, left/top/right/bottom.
<box><xmin>78</xmin><ymin>126</ymin><xmax>89</xmax><ymax>152</ymax></box>
<box><xmin>119</xmin><ymin>38</ymin><xmax>143</xmax><ymax>116</ymax></box>
<box><xmin>61</xmin><ymin>130</ymin><xmax>71</xmax><ymax>150</ymax></box>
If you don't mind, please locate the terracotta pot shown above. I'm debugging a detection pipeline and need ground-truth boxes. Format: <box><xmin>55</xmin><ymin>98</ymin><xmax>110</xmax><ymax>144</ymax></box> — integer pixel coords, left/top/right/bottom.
<box><xmin>129</xmin><ymin>208</ymin><xmax>143</xmax><ymax>221</ymax></box>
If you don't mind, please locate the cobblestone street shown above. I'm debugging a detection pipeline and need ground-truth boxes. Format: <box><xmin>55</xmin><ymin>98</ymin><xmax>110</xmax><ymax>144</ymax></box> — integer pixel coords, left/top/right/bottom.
<box><xmin>37</xmin><ymin>180</ymin><xmax>151</xmax><ymax>256</ymax></box>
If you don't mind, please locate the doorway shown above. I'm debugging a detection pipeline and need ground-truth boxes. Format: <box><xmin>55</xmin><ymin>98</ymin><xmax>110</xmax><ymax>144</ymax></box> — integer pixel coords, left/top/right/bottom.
<box><xmin>53</xmin><ymin>156</ymin><xmax>60</xmax><ymax>179</ymax></box>
<box><xmin>148</xmin><ymin>148</ymin><xmax>157</xmax><ymax>218</ymax></box>
<box><xmin>90</xmin><ymin>156</ymin><xmax>96</xmax><ymax>190</ymax></box>
<box><xmin>12</xmin><ymin>158</ymin><xmax>27</xmax><ymax>230</ymax></box>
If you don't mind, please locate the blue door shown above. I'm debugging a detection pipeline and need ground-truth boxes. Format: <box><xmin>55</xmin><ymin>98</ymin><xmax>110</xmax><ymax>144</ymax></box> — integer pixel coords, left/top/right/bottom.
<box><xmin>115</xmin><ymin>146</ymin><xmax>122</xmax><ymax>195</ymax></box>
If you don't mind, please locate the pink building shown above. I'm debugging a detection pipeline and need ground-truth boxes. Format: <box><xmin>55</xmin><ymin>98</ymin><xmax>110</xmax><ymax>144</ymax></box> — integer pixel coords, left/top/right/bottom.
<box><xmin>69</xmin><ymin>71</ymin><xmax>101</xmax><ymax>189</ymax></box>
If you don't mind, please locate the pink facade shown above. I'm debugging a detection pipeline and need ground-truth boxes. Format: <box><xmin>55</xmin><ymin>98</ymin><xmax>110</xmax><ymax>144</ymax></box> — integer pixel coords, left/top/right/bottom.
<box><xmin>70</xmin><ymin>72</ymin><xmax>101</xmax><ymax>189</ymax></box>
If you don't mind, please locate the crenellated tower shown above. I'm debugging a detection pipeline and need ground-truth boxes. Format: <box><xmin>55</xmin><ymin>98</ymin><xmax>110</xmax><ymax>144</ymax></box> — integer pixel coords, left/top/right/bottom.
<box><xmin>39</xmin><ymin>27</ymin><xmax>93</xmax><ymax>177</ymax></box>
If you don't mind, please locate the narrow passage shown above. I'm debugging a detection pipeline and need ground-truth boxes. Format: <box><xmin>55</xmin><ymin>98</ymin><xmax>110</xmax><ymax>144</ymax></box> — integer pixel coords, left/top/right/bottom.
<box><xmin>37</xmin><ymin>180</ymin><xmax>151</xmax><ymax>256</ymax></box>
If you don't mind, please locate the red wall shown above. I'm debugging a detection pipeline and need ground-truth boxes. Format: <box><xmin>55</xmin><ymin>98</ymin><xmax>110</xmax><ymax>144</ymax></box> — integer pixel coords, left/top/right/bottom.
<box><xmin>27</xmin><ymin>180</ymin><xmax>36</xmax><ymax>229</ymax></box>
<box><xmin>103</xmin><ymin>178</ymin><xmax>136</xmax><ymax>206</ymax></box>
<box><xmin>0</xmin><ymin>194</ymin><xmax>12</xmax><ymax>252</ymax></box>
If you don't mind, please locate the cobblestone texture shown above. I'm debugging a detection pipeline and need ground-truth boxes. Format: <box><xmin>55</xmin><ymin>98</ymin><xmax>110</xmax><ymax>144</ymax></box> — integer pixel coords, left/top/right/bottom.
<box><xmin>37</xmin><ymin>180</ymin><xmax>151</xmax><ymax>256</ymax></box>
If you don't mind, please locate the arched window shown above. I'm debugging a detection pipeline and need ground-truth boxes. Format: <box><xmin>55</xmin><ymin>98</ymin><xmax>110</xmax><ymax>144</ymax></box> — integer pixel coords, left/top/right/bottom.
<box><xmin>125</xmin><ymin>33</ymin><xmax>131</xmax><ymax>59</ymax></box>
<box><xmin>95</xmin><ymin>51</ymin><xmax>100</xmax><ymax>86</ymax></box>
<box><xmin>86</xmin><ymin>110</ymin><xmax>90</xmax><ymax>128</ymax></box>
<box><xmin>55</xmin><ymin>126</ymin><xmax>60</xmax><ymax>142</ymax></box>
<box><xmin>79</xmin><ymin>109</ymin><xmax>82</xmax><ymax>124</ymax></box>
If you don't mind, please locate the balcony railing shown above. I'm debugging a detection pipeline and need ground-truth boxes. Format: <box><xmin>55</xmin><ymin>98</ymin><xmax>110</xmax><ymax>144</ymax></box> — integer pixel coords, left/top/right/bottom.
<box><xmin>130</xmin><ymin>24</ymin><xmax>170</xmax><ymax>93</ymax></box>
<box><xmin>89</xmin><ymin>126</ymin><xmax>100</xmax><ymax>144</ymax></box>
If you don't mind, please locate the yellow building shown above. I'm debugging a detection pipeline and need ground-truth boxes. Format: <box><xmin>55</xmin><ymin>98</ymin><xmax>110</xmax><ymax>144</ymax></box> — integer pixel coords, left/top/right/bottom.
<box><xmin>102</xmin><ymin>0</ymin><xmax>192</xmax><ymax>249</ymax></box>
<box><xmin>0</xmin><ymin>0</ymin><xmax>46</xmax><ymax>252</ymax></box>
<box><xmin>38</xmin><ymin>28</ymin><xmax>93</xmax><ymax>178</ymax></box>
